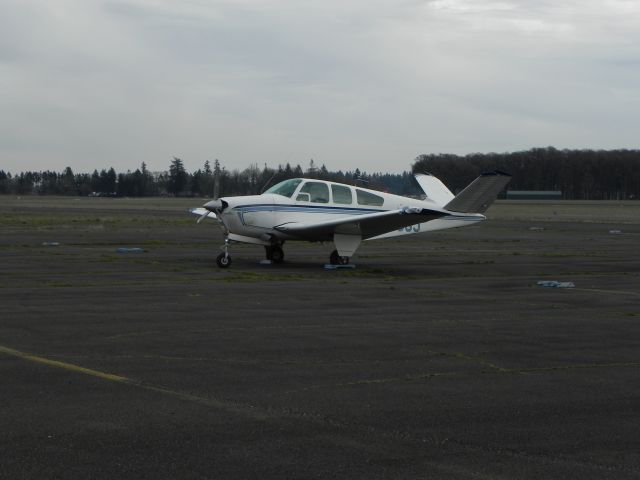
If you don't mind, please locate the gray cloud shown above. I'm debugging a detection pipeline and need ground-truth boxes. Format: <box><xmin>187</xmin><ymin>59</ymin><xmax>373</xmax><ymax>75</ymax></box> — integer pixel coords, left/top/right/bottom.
<box><xmin>1</xmin><ymin>0</ymin><xmax>639</xmax><ymax>174</ymax></box>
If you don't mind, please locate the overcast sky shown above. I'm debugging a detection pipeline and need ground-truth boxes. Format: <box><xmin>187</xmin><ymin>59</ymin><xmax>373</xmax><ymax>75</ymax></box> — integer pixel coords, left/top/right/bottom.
<box><xmin>1</xmin><ymin>0</ymin><xmax>639</xmax><ymax>174</ymax></box>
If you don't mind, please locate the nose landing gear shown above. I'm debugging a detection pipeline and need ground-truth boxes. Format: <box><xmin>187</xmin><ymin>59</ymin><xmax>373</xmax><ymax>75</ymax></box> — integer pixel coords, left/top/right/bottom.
<box><xmin>216</xmin><ymin>237</ymin><xmax>232</xmax><ymax>268</ymax></box>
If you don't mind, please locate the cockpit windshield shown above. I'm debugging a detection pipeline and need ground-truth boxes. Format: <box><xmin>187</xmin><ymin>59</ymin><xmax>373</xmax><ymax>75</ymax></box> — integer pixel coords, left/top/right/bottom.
<box><xmin>264</xmin><ymin>178</ymin><xmax>303</xmax><ymax>198</ymax></box>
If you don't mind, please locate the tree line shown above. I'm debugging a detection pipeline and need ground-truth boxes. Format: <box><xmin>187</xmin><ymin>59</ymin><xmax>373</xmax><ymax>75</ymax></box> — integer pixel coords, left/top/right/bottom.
<box><xmin>1</xmin><ymin>147</ymin><xmax>639</xmax><ymax>199</ymax></box>
<box><xmin>412</xmin><ymin>147</ymin><xmax>640</xmax><ymax>200</ymax></box>
<box><xmin>0</xmin><ymin>157</ymin><xmax>421</xmax><ymax>198</ymax></box>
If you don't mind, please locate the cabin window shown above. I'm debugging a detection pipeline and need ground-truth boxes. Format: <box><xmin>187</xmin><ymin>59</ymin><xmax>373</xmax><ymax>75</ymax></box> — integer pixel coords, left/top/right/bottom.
<box><xmin>356</xmin><ymin>189</ymin><xmax>384</xmax><ymax>206</ymax></box>
<box><xmin>264</xmin><ymin>178</ymin><xmax>302</xmax><ymax>198</ymax></box>
<box><xmin>331</xmin><ymin>185</ymin><xmax>353</xmax><ymax>205</ymax></box>
<box><xmin>297</xmin><ymin>181</ymin><xmax>329</xmax><ymax>203</ymax></box>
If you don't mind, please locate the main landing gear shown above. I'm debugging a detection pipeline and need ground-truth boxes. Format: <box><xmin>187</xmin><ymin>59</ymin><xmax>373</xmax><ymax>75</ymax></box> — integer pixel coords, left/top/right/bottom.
<box><xmin>329</xmin><ymin>250</ymin><xmax>349</xmax><ymax>265</ymax></box>
<box><xmin>265</xmin><ymin>245</ymin><xmax>284</xmax><ymax>264</ymax></box>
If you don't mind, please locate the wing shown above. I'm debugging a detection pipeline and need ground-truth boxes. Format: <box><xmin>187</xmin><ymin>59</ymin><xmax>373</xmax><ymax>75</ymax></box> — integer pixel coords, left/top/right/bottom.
<box><xmin>274</xmin><ymin>207</ymin><xmax>445</xmax><ymax>241</ymax></box>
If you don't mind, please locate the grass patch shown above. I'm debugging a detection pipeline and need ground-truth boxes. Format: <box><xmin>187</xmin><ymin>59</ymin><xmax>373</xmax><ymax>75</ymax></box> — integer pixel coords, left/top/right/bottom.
<box><xmin>0</xmin><ymin>212</ymin><xmax>194</xmax><ymax>227</ymax></box>
<box><xmin>338</xmin><ymin>268</ymin><xmax>410</xmax><ymax>281</ymax></box>
<box><xmin>44</xmin><ymin>280</ymin><xmax>74</xmax><ymax>287</ymax></box>
<box><xmin>220</xmin><ymin>271</ymin><xmax>308</xmax><ymax>283</ymax></box>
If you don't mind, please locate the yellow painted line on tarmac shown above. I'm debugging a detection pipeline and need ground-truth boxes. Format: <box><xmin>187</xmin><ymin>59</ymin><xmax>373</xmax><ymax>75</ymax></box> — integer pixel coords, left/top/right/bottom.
<box><xmin>0</xmin><ymin>345</ymin><xmax>268</xmax><ymax>420</ymax></box>
<box><xmin>0</xmin><ymin>345</ymin><xmax>128</xmax><ymax>383</ymax></box>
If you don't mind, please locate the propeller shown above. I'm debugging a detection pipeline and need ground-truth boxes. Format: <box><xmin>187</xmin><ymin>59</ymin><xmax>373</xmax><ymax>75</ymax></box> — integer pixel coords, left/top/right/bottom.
<box><xmin>203</xmin><ymin>199</ymin><xmax>225</xmax><ymax>211</ymax></box>
<box><xmin>198</xmin><ymin>199</ymin><xmax>228</xmax><ymax>226</ymax></box>
<box><xmin>194</xmin><ymin>171</ymin><xmax>228</xmax><ymax>229</ymax></box>
<box><xmin>191</xmin><ymin>199</ymin><xmax>226</xmax><ymax>224</ymax></box>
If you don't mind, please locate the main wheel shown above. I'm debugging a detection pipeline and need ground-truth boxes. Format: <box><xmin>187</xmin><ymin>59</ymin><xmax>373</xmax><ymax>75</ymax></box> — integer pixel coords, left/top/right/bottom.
<box><xmin>270</xmin><ymin>246</ymin><xmax>284</xmax><ymax>264</ymax></box>
<box><xmin>216</xmin><ymin>252</ymin><xmax>232</xmax><ymax>268</ymax></box>
<box><xmin>330</xmin><ymin>250</ymin><xmax>349</xmax><ymax>265</ymax></box>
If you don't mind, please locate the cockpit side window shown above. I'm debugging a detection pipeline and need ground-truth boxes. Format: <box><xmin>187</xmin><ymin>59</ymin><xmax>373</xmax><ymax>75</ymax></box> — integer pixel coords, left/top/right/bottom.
<box><xmin>331</xmin><ymin>184</ymin><xmax>353</xmax><ymax>205</ymax></box>
<box><xmin>356</xmin><ymin>189</ymin><xmax>384</xmax><ymax>207</ymax></box>
<box><xmin>264</xmin><ymin>179</ymin><xmax>302</xmax><ymax>198</ymax></box>
<box><xmin>297</xmin><ymin>181</ymin><xmax>329</xmax><ymax>203</ymax></box>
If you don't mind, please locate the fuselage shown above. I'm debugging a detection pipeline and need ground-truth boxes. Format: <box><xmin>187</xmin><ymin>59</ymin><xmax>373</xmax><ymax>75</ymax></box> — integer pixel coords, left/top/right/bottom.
<box><xmin>212</xmin><ymin>178</ymin><xmax>485</xmax><ymax>243</ymax></box>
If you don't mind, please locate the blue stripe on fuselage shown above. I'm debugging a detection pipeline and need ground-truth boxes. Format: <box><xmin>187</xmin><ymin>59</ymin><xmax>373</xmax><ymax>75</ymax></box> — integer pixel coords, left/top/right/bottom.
<box><xmin>234</xmin><ymin>203</ymin><xmax>386</xmax><ymax>215</ymax></box>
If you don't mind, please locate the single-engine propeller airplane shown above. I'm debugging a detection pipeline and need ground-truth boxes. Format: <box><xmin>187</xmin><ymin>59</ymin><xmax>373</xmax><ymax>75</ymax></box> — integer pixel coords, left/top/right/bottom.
<box><xmin>190</xmin><ymin>171</ymin><xmax>511</xmax><ymax>268</ymax></box>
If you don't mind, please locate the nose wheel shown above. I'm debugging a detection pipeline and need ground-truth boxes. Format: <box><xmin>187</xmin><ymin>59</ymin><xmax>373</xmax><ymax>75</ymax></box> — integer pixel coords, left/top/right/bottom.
<box><xmin>216</xmin><ymin>252</ymin><xmax>231</xmax><ymax>268</ymax></box>
<box><xmin>329</xmin><ymin>250</ymin><xmax>349</xmax><ymax>265</ymax></box>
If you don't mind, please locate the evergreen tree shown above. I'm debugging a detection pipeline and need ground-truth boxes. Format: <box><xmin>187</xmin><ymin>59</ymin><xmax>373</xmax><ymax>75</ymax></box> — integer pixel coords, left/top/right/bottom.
<box><xmin>168</xmin><ymin>157</ymin><xmax>188</xmax><ymax>195</ymax></box>
<box><xmin>60</xmin><ymin>167</ymin><xmax>75</xmax><ymax>195</ymax></box>
<box><xmin>105</xmin><ymin>167</ymin><xmax>117</xmax><ymax>194</ymax></box>
<box><xmin>90</xmin><ymin>170</ymin><xmax>100</xmax><ymax>192</ymax></box>
<box><xmin>0</xmin><ymin>170</ymin><xmax>8</xmax><ymax>194</ymax></box>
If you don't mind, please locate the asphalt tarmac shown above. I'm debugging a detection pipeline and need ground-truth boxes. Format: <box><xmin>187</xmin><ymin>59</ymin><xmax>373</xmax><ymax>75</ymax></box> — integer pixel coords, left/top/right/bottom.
<box><xmin>1</xmin><ymin>197</ymin><xmax>639</xmax><ymax>479</ymax></box>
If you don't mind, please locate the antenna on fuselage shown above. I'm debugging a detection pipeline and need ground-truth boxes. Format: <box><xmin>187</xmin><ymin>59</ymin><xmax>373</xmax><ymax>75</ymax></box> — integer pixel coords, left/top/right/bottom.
<box><xmin>213</xmin><ymin>172</ymin><xmax>220</xmax><ymax>200</ymax></box>
<box><xmin>260</xmin><ymin>171</ymin><xmax>278</xmax><ymax>194</ymax></box>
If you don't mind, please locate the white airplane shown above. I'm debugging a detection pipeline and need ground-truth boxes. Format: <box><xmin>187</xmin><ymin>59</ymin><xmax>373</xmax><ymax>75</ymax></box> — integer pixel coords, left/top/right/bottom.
<box><xmin>191</xmin><ymin>171</ymin><xmax>511</xmax><ymax>268</ymax></box>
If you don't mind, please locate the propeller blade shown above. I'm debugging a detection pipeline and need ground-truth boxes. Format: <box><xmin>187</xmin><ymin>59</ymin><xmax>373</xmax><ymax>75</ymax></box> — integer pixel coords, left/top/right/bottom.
<box><xmin>197</xmin><ymin>211</ymin><xmax>209</xmax><ymax>224</ymax></box>
<box><xmin>189</xmin><ymin>207</ymin><xmax>216</xmax><ymax>223</ymax></box>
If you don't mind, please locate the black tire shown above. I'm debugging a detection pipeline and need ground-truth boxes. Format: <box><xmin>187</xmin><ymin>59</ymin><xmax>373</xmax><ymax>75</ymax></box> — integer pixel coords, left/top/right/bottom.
<box><xmin>330</xmin><ymin>250</ymin><xmax>349</xmax><ymax>265</ymax></box>
<box><xmin>265</xmin><ymin>246</ymin><xmax>273</xmax><ymax>260</ymax></box>
<box><xmin>216</xmin><ymin>252</ymin><xmax>232</xmax><ymax>268</ymax></box>
<box><xmin>271</xmin><ymin>246</ymin><xmax>284</xmax><ymax>264</ymax></box>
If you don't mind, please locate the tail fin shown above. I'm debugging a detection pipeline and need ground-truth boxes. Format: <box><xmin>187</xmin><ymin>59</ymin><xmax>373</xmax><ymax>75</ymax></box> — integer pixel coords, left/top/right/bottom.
<box><xmin>444</xmin><ymin>171</ymin><xmax>511</xmax><ymax>213</ymax></box>
<box><xmin>414</xmin><ymin>173</ymin><xmax>455</xmax><ymax>206</ymax></box>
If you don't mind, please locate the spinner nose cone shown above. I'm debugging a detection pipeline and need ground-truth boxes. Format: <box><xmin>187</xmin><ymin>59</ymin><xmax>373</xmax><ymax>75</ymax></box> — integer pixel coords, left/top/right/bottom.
<box><xmin>203</xmin><ymin>199</ymin><xmax>228</xmax><ymax>212</ymax></box>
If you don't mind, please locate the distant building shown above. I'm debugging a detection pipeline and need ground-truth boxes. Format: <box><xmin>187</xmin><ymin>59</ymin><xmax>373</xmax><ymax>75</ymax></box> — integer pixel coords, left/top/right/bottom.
<box><xmin>506</xmin><ymin>190</ymin><xmax>563</xmax><ymax>200</ymax></box>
